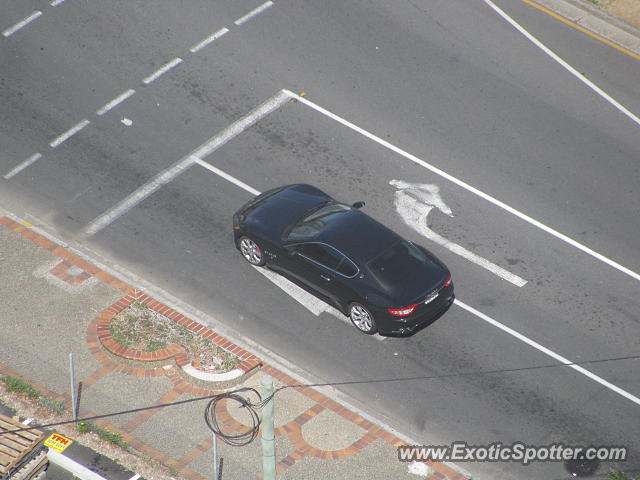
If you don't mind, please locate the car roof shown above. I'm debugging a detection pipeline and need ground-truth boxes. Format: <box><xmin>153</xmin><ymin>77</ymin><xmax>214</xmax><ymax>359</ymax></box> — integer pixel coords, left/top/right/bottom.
<box><xmin>316</xmin><ymin>208</ymin><xmax>400</xmax><ymax>263</ymax></box>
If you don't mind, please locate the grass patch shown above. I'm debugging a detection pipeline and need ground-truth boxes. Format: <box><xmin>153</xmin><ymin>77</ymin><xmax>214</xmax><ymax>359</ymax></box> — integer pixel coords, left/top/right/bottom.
<box><xmin>38</xmin><ymin>396</ymin><xmax>66</xmax><ymax>414</ymax></box>
<box><xmin>77</xmin><ymin>422</ymin><xmax>128</xmax><ymax>449</ymax></box>
<box><xmin>1</xmin><ymin>376</ymin><xmax>40</xmax><ymax>399</ymax></box>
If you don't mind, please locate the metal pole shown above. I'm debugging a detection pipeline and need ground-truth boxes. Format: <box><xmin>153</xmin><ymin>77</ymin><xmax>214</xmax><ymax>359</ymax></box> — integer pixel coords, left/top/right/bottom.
<box><xmin>212</xmin><ymin>432</ymin><xmax>219</xmax><ymax>480</ymax></box>
<box><xmin>69</xmin><ymin>353</ymin><xmax>77</xmax><ymax>422</ymax></box>
<box><xmin>261</xmin><ymin>375</ymin><xmax>276</xmax><ymax>480</ymax></box>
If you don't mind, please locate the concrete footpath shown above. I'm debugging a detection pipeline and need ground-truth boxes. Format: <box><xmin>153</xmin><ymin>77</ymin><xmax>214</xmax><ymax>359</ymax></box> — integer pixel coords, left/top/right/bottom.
<box><xmin>0</xmin><ymin>213</ymin><xmax>468</xmax><ymax>480</ymax></box>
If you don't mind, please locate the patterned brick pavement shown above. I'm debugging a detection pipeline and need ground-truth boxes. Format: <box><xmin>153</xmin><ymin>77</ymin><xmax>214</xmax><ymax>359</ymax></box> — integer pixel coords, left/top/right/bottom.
<box><xmin>0</xmin><ymin>216</ymin><xmax>468</xmax><ymax>480</ymax></box>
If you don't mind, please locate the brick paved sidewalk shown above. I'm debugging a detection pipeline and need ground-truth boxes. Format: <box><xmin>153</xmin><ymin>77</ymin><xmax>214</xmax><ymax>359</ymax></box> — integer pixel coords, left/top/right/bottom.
<box><xmin>0</xmin><ymin>215</ymin><xmax>468</xmax><ymax>480</ymax></box>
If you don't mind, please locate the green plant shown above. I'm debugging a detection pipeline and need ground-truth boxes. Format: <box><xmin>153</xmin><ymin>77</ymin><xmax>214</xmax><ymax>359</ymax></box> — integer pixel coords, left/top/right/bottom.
<box><xmin>608</xmin><ymin>472</ymin><xmax>639</xmax><ymax>480</ymax></box>
<box><xmin>38</xmin><ymin>397</ymin><xmax>66</xmax><ymax>414</ymax></box>
<box><xmin>1</xmin><ymin>376</ymin><xmax>40</xmax><ymax>398</ymax></box>
<box><xmin>110</xmin><ymin>324</ymin><xmax>132</xmax><ymax>348</ymax></box>
<box><xmin>77</xmin><ymin>421</ymin><xmax>93</xmax><ymax>434</ymax></box>
<box><xmin>131</xmin><ymin>300</ymin><xmax>148</xmax><ymax>310</ymax></box>
<box><xmin>77</xmin><ymin>422</ymin><xmax>128</xmax><ymax>449</ymax></box>
<box><xmin>146</xmin><ymin>339</ymin><xmax>167</xmax><ymax>351</ymax></box>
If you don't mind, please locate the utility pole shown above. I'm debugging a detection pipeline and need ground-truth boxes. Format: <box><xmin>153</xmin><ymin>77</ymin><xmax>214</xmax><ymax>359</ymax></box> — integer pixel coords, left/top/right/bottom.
<box><xmin>261</xmin><ymin>375</ymin><xmax>276</xmax><ymax>480</ymax></box>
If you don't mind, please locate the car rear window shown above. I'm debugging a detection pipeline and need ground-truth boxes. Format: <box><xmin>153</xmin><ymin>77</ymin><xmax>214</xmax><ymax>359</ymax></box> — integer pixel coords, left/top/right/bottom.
<box><xmin>369</xmin><ymin>240</ymin><xmax>432</xmax><ymax>284</ymax></box>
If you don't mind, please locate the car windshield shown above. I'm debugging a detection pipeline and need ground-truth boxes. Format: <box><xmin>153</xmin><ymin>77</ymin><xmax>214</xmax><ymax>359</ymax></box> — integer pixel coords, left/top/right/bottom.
<box><xmin>286</xmin><ymin>203</ymin><xmax>351</xmax><ymax>241</ymax></box>
<box><xmin>368</xmin><ymin>240</ymin><xmax>433</xmax><ymax>285</ymax></box>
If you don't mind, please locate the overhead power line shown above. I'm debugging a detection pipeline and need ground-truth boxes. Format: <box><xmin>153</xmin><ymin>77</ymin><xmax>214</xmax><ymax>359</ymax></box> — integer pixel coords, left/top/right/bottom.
<box><xmin>1</xmin><ymin>353</ymin><xmax>638</xmax><ymax>436</ymax></box>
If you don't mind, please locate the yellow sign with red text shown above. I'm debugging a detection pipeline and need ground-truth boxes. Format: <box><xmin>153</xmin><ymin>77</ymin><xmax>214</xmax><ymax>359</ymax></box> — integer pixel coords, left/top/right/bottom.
<box><xmin>44</xmin><ymin>433</ymin><xmax>73</xmax><ymax>452</ymax></box>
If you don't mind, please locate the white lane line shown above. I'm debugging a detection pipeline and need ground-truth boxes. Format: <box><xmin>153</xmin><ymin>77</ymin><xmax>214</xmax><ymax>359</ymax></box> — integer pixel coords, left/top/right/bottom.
<box><xmin>127</xmin><ymin>474</ymin><xmax>141</xmax><ymax>480</ymax></box>
<box><xmin>50</xmin><ymin>0</ymin><xmax>67</xmax><ymax>6</ymax></box>
<box><xmin>84</xmin><ymin>90</ymin><xmax>289</xmax><ymax>236</ymax></box>
<box><xmin>3</xmin><ymin>11</ymin><xmax>43</xmax><ymax>37</ymax></box>
<box><xmin>142</xmin><ymin>57</ymin><xmax>183</xmax><ymax>85</ymax></box>
<box><xmin>3</xmin><ymin>11</ymin><xmax>42</xmax><ymax>38</ymax></box>
<box><xmin>193</xmin><ymin>157</ymin><xmax>260</xmax><ymax>195</ymax></box>
<box><xmin>4</xmin><ymin>153</ymin><xmax>43</xmax><ymax>179</ymax></box>
<box><xmin>455</xmin><ymin>299</ymin><xmax>640</xmax><ymax>407</ymax></box>
<box><xmin>234</xmin><ymin>1</ymin><xmax>274</xmax><ymax>26</ymax></box>
<box><xmin>84</xmin><ymin>156</ymin><xmax>193</xmax><ymax>236</ymax></box>
<box><xmin>191</xmin><ymin>89</ymin><xmax>290</xmax><ymax>160</ymax></box>
<box><xmin>484</xmin><ymin>0</ymin><xmax>640</xmax><ymax>128</ymax></box>
<box><xmin>190</xmin><ymin>27</ymin><xmax>230</xmax><ymax>53</ymax></box>
<box><xmin>49</xmin><ymin>119</ymin><xmax>91</xmax><ymax>148</ymax></box>
<box><xmin>96</xmin><ymin>89</ymin><xmax>136</xmax><ymax>115</ymax></box>
<box><xmin>285</xmin><ymin>90</ymin><xmax>640</xmax><ymax>284</ymax></box>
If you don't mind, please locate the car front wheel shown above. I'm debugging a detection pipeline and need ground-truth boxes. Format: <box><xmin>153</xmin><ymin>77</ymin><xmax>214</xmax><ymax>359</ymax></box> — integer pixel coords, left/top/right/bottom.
<box><xmin>238</xmin><ymin>236</ymin><xmax>266</xmax><ymax>266</ymax></box>
<box><xmin>348</xmin><ymin>303</ymin><xmax>378</xmax><ymax>334</ymax></box>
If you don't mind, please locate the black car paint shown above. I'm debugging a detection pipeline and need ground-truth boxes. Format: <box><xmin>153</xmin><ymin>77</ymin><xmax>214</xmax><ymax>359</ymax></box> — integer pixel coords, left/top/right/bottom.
<box><xmin>234</xmin><ymin>184</ymin><xmax>454</xmax><ymax>336</ymax></box>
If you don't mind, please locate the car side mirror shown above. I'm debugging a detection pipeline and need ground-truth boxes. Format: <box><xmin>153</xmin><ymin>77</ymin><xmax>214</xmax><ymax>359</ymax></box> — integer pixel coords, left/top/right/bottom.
<box><xmin>352</xmin><ymin>201</ymin><xmax>365</xmax><ymax>209</ymax></box>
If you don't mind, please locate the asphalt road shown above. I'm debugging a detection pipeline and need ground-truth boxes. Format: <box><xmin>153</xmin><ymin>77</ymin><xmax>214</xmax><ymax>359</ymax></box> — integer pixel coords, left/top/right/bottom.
<box><xmin>1</xmin><ymin>1</ymin><xmax>639</xmax><ymax>479</ymax></box>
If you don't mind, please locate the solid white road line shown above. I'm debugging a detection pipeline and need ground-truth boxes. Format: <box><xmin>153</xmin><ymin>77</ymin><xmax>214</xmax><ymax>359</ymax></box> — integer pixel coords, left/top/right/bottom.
<box><xmin>127</xmin><ymin>474</ymin><xmax>141</xmax><ymax>480</ymax></box>
<box><xmin>193</xmin><ymin>157</ymin><xmax>260</xmax><ymax>196</ymax></box>
<box><xmin>142</xmin><ymin>57</ymin><xmax>183</xmax><ymax>85</ymax></box>
<box><xmin>2</xmin><ymin>11</ymin><xmax>42</xmax><ymax>37</ymax></box>
<box><xmin>285</xmin><ymin>90</ymin><xmax>640</xmax><ymax>283</ymax></box>
<box><xmin>4</xmin><ymin>153</ymin><xmax>43</xmax><ymax>179</ymax></box>
<box><xmin>84</xmin><ymin>90</ymin><xmax>289</xmax><ymax>236</ymax></box>
<box><xmin>484</xmin><ymin>0</ymin><xmax>640</xmax><ymax>128</ymax></box>
<box><xmin>96</xmin><ymin>89</ymin><xmax>136</xmax><ymax>115</ymax></box>
<box><xmin>49</xmin><ymin>119</ymin><xmax>91</xmax><ymax>148</ymax></box>
<box><xmin>454</xmin><ymin>299</ymin><xmax>640</xmax><ymax>407</ymax></box>
<box><xmin>190</xmin><ymin>27</ymin><xmax>230</xmax><ymax>53</ymax></box>
<box><xmin>48</xmin><ymin>450</ymin><xmax>110</xmax><ymax>480</ymax></box>
<box><xmin>253</xmin><ymin>266</ymin><xmax>327</xmax><ymax>315</ymax></box>
<box><xmin>84</xmin><ymin>157</ymin><xmax>193</xmax><ymax>236</ymax></box>
<box><xmin>234</xmin><ymin>1</ymin><xmax>274</xmax><ymax>26</ymax></box>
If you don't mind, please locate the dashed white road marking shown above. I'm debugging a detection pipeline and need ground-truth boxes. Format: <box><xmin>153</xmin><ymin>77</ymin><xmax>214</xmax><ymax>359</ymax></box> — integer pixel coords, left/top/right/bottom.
<box><xmin>2</xmin><ymin>11</ymin><xmax>42</xmax><ymax>37</ymax></box>
<box><xmin>234</xmin><ymin>1</ymin><xmax>274</xmax><ymax>26</ymax></box>
<box><xmin>455</xmin><ymin>299</ymin><xmax>640</xmax><ymax>407</ymax></box>
<box><xmin>83</xmin><ymin>90</ymin><xmax>289</xmax><ymax>236</ymax></box>
<box><xmin>96</xmin><ymin>89</ymin><xmax>136</xmax><ymax>115</ymax></box>
<box><xmin>285</xmin><ymin>90</ymin><xmax>640</xmax><ymax>284</ymax></box>
<box><xmin>484</xmin><ymin>0</ymin><xmax>640</xmax><ymax>128</ymax></box>
<box><xmin>50</xmin><ymin>0</ymin><xmax>67</xmax><ymax>6</ymax></box>
<box><xmin>190</xmin><ymin>27</ymin><xmax>230</xmax><ymax>53</ymax></box>
<box><xmin>142</xmin><ymin>57</ymin><xmax>183</xmax><ymax>85</ymax></box>
<box><xmin>390</xmin><ymin>180</ymin><xmax>527</xmax><ymax>287</ymax></box>
<box><xmin>4</xmin><ymin>153</ymin><xmax>43</xmax><ymax>179</ymax></box>
<box><xmin>49</xmin><ymin>119</ymin><xmax>91</xmax><ymax>148</ymax></box>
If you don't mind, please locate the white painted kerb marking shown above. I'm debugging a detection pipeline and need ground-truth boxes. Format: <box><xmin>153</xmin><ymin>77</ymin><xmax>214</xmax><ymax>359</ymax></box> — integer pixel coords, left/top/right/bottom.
<box><xmin>484</xmin><ymin>0</ymin><xmax>640</xmax><ymax>128</ymax></box>
<box><xmin>48</xmin><ymin>450</ymin><xmax>109</xmax><ymax>480</ymax></box>
<box><xmin>284</xmin><ymin>90</ymin><xmax>640</xmax><ymax>283</ymax></box>
<box><xmin>49</xmin><ymin>119</ymin><xmax>91</xmax><ymax>148</ymax></box>
<box><xmin>190</xmin><ymin>27</ymin><xmax>229</xmax><ymax>53</ymax></box>
<box><xmin>83</xmin><ymin>90</ymin><xmax>289</xmax><ymax>236</ymax></box>
<box><xmin>4</xmin><ymin>153</ymin><xmax>43</xmax><ymax>179</ymax></box>
<box><xmin>142</xmin><ymin>57</ymin><xmax>183</xmax><ymax>85</ymax></box>
<box><xmin>455</xmin><ymin>299</ymin><xmax>640</xmax><ymax>407</ymax></box>
<box><xmin>391</xmin><ymin>180</ymin><xmax>527</xmax><ymax>287</ymax></box>
<box><xmin>3</xmin><ymin>11</ymin><xmax>42</xmax><ymax>37</ymax></box>
<box><xmin>96</xmin><ymin>89</ymin><xmax>136</xmax><ymax>115</ymax></box>
<box><xmin>235</xmin><ymin>1</ymin><xmax>274</xmax><ymax>26</ymax></box>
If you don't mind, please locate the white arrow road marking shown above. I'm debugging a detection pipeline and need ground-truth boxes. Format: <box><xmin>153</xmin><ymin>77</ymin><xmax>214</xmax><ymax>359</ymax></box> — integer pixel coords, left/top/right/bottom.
<box><xmin>390</xmin><ymin>180</ymin><xmax>527</xmax><ymax>287</ymax></box>
<box><xmin>252</xmin><ymin>266</ymin><xmax>386</xmax><ymax>340</ymax></box>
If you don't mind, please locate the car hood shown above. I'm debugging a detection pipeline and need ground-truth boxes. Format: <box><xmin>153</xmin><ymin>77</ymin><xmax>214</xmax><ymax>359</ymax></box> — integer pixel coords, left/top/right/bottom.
<box><xmin>242</xmin><ymin>184</ymin><xmax>332</xmax><ymax>239</ymax></box>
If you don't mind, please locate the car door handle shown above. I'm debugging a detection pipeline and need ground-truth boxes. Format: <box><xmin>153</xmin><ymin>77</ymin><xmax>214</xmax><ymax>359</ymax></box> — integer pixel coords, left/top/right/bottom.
<box><xmin>320</xmin><ymin>274</ymin><xmax>331</xmax><ymax>282</ymax></box>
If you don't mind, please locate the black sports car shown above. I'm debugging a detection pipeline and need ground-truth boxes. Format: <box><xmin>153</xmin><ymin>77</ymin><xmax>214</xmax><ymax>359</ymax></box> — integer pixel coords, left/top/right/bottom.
<box><xmin>233</xmin><ymin>184</ymin><xmax>454</xmax><ymax>336</ymax></box>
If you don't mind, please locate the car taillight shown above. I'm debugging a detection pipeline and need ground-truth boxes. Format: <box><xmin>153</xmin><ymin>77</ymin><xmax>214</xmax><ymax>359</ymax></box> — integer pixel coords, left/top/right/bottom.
<box><xmin>387</xmin><ymin>304</ymin><xmax>419</xmax><ymax>317</ymax></box>
<box><xmin>443</xmin><ymin>275</ymin><xmax>452</xmax><ymax>287</ymax></box>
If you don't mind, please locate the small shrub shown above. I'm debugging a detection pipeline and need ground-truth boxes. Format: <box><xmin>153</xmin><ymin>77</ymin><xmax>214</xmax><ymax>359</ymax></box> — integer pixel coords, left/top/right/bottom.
<box><xmin>1</xmin><ymin>376</ymin><xmax>40</xmax><ymax>398</ymax></box>
<box><xmin>38</xmin><ymin>397</ymin><xmax>66</xmax><ymax>414</ymax></box>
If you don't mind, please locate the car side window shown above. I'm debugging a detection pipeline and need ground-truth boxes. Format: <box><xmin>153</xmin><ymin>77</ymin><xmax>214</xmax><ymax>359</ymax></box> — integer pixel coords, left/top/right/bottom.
<box><xmin>297</xmin><ymin>243</ymin><xmax>343</xmax><ymax>270</ymax></box>
<box><xmin>337</xmin><ymin>258</ymin><xmax>358</xmax><ymax>277</ymax></box>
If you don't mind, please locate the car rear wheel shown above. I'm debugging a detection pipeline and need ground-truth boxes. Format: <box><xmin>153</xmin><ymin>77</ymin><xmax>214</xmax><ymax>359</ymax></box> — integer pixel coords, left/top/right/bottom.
<box><xmin>349</xmin><ymin>303</ymin><xmax>378</xmax><ymax>334</ymax></box>
<box><xmin>238</xmin><ymin>237</ymin><xmax>266</xmax><ymax>266</ymax></box>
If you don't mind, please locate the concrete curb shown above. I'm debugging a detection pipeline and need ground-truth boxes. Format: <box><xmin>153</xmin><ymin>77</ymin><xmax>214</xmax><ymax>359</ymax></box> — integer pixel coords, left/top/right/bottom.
<box><xmin>532</xmin><ymin>0</ymin><xmax>640</xmax><ymax>57</ymax></box>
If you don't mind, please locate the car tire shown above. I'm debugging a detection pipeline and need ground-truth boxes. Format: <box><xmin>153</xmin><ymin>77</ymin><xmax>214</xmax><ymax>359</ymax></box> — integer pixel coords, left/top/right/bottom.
<box><xmin>348</xmin><ymin>303</ymin><xmax>378</xmax><ymax>334</ymax></box>
<box><xmin>238</xmin><ymin>236</ymin><xmax>266</xmax><ymax>266</ymax></box>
